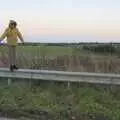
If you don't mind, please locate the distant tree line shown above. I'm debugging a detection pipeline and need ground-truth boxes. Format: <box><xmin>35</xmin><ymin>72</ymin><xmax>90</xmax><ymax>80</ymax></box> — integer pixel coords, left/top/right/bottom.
<box><xmin>82</xmin><ymin>44</ymin><xmax>117</xmax><ymax>53</ymax></box>
<box><xmin>18</xmin><ymin>42</ymin><xmax>120</xmax><ymax>54</ymax></box>
<box><xmin>46</xmin><ymin>43</ymin><xmax>120</xmax><ymax>54</ymax></box>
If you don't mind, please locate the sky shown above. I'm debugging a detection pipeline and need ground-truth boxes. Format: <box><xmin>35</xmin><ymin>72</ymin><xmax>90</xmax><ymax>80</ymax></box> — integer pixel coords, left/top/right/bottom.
<box><xmin>0</xmin><ymin>0</ymin><xmax>120</xmax><ymax>43</ymax></box>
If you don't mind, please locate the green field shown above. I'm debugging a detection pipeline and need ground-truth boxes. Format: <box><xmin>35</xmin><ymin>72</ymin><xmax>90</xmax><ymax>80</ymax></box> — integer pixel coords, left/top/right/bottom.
<box><xmin>0</xmin><ymin>45</ymin><xmax>113</xmax><ymax>57</ymax></box>
<box><xmin>0</xmin><ymin>83</ymin><xmax>119</xmax><ymax>120</ymax></box>
<box><xmin>17</xmin><ymin>45</ymin><xmax>116</xmax><ymax>57</ymax></box>
<box><xmin>0</xmin><ymin>45</ymin><xmax>72</xmax><ymax>56</ymax></box>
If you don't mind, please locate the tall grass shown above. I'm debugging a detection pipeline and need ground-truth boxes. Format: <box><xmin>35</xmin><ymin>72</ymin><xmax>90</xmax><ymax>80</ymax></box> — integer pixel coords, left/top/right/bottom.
<box><xmin>0</xmin><ymin>45</ymin><xmax>120</xmax><ymax>73</ymax></box>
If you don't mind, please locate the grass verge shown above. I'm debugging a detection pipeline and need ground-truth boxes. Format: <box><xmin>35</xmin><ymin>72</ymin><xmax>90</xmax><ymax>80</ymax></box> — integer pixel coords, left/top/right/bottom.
<box><xmin>0</xmin><ymin>82</ymin><xmax>119</xmax><ymax>120</ymax></box>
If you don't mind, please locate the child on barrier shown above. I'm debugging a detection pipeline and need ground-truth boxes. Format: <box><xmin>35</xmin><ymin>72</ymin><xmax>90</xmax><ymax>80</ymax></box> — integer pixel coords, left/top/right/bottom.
<box><xmin>0</xmin><ymin>20</ymin><xmax>24</xmax><ymax>71</ymax></box>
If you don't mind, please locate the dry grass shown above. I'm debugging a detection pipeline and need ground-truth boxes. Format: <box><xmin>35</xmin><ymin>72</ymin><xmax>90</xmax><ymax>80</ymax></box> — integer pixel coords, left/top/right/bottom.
<box><xmin>0</xmin><ymin>45</ymin><xmax>120</xmax><ymax>73</ymax></box>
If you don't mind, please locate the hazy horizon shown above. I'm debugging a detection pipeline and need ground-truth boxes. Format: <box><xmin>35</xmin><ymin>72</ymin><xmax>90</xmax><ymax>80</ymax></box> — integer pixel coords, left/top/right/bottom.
<box><xmin>0</xmin><ymin>0</ymin><xmax>120</xmax><ymax>43</ymax></box>
<box><xmin>24</xmin><ymin>36</ymin><xmax>120</xmax><ymax>43</ymax></box>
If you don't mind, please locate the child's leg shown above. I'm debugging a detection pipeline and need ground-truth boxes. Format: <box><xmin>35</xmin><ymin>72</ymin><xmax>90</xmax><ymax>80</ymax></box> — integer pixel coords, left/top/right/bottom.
<box><xmin>12</xmin><ymin>45</ymin><xmax>18</xmax><ymax>69</ymax></box>
<box><xmin>8</xmin><ymin>45</ymin><xmax>13</xmax><ymax>67</ymax></box>
<box><xmin>12</xmin><ymin>45</ymin><xmax>16</xmax><ymax>65</ymax></box>
<box><xmin>8</xmin><ymin>45</ymin><xmax>14</xmax><ymax>71</ymax></box>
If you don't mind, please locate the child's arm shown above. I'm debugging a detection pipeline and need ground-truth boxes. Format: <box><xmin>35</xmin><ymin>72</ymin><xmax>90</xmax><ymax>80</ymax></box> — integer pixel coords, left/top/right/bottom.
<box><xmin>0</xmin><ymin>29</ymin><xmax>7</xmax><ymax>41</ymax></box>
<box><xmin>17</xmin><ymin>29</ymin><xmax>24</xmax><ymax>43</ymax></box>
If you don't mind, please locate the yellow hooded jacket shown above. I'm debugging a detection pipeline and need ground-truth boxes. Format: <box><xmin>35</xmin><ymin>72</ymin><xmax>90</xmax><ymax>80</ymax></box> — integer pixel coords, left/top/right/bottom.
<box><xmin>0</xmin><ymin>27</ymin><xmax>24</xmax><ymax>46</ymax></box>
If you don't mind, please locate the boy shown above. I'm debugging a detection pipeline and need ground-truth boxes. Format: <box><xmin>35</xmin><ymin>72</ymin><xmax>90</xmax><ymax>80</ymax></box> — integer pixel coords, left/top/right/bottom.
<box><xmin>0</xmin><ymin>20</ymin><xmax>24</xmax><ymax>71</ymax></box>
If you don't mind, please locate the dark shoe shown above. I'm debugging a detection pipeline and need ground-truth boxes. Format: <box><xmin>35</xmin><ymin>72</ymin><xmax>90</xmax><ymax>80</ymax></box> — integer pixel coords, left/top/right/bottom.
<box><xmin>10</xmin><ymin>65</ymin><xmax>14</xmax><ymax>72</ymax></box>
<box><xmin>13</xmin><ymin>65</ymin><xmax>18</xmax><ymax>70</ymax></box>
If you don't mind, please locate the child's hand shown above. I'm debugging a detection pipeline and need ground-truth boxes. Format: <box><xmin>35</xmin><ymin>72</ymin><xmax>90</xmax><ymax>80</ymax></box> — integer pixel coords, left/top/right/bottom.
<box><xmin>0</xmin><ymin>40</ymin><xmax>3</xmax><ymax>44</ymax></box>
<box><xmin>0</xmin><ymin>40</ymin><xmax>5</xmax><ymax>45</ymax></box>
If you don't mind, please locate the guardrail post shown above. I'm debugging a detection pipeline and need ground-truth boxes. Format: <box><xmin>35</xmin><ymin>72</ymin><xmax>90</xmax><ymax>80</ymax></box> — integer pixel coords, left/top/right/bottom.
<box><xmin>67</xmin><ymin>82</ymin><xmax>70</xmax><ymax>89</ymax></box>
<box><xmin>8</xmin><ymin>78</ymin><xmax>12</xmax><ymax>85</ymax></box>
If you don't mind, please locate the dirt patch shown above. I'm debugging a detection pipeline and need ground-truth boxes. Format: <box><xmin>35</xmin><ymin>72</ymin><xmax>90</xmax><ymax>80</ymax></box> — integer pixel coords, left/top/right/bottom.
<box><xmin>0</xmin><ymin>108</ymin><xmax>111</xmax><ymax>120</ymax></box>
